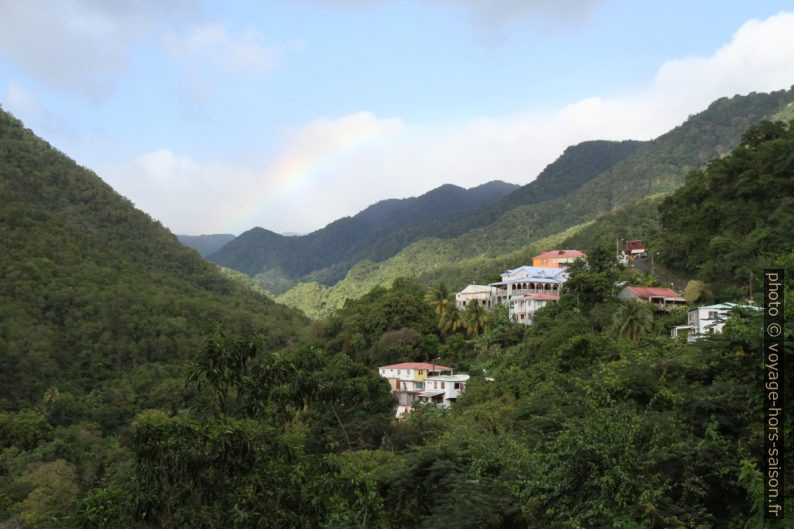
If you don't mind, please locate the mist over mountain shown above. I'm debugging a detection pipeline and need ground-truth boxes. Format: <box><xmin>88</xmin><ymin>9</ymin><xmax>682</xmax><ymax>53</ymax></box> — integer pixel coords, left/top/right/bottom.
<box><xmin>177</xmin><ymin>233</ymin><xmax>236</xmax><ymax>257</ymax></box>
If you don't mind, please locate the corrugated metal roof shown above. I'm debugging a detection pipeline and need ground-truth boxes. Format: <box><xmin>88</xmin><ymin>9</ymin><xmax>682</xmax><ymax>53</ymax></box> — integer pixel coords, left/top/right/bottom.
<box><xmin>625</xmin><ymin>286</ymin><xmax>683</xmax><ymax>299</ymax></box>
<box><xmin>532</xmin><ymin>249</ymin><xmax>586</xmax><ymax>259</ymax></box>
<box><xmin>379</xmin><ymin>362</ymin><xmax>453</xmax><ymax>371</ymax></box>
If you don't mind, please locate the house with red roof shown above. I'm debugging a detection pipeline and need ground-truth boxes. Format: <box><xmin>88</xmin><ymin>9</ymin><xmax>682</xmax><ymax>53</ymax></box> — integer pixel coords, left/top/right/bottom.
<box><xmin>532</xmin><ymin>249</ymin><xmax>586</xmax><ymax>268</ymax></box>
<box><xmin>617</xmin><ymin>285</ymin><xmax>687</xmax><ymax>311</ymax></box>
<box><xmin>510</xmin><ymin>293</ymin><xmax>560</xmax><ymax>324</ymax></box>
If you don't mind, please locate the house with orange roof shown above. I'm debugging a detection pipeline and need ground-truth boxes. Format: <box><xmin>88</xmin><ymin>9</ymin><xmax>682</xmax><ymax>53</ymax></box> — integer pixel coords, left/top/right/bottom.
<box><xmin>531</xmin><ymin>249</ymin><xmax>586</xmax><ymax>268</ymax></box>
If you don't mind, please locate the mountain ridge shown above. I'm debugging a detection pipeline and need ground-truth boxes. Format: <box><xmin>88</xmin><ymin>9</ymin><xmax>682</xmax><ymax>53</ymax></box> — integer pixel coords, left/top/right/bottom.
<box><xmin>275</xmin><ymin>87</ymin><xmax>794</xmax><ymax>317</ymax></box>
<box><xmin>208</xmin><ymin>179</ymin><xmax>519</xmax><ymax>288</ymax></box>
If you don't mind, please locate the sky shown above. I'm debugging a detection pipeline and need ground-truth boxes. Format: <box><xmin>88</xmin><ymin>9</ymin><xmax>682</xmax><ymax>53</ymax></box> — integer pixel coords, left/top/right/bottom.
<box><xmin>1</xmin><ymin>1</ymin><xmax>793</xmax><ymax>236</ymax></box>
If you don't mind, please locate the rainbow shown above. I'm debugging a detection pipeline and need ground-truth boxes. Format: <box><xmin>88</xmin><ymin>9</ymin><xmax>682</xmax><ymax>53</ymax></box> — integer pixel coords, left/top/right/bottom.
<box><xmin>222</xmin><ymin>122</ymin><xmax>390</xmax><ymax>233</ymax></box>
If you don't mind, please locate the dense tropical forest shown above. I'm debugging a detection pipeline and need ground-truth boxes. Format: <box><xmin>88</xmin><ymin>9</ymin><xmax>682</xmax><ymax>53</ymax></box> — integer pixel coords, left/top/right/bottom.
<box><xmin>1</xmin><ymin>100</ymin><xmax>792</xmax><ymax>527</ymax></box>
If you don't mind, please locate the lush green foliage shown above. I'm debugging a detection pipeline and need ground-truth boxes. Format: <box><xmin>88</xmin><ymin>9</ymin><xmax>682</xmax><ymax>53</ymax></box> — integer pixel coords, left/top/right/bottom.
<box><xmin>657</xmin><ymin>119</ymin><xmax>794</xmax><ymax>294</ymax></box>
<box><xmin>3</xmin><ymin>93</ymin><xmax>794</xmax><ymax>527</ymax></box>
<box><xmin>0</xmin><ymin>109</ymin><xmax>307</xmax><ymax>409</ymax></box>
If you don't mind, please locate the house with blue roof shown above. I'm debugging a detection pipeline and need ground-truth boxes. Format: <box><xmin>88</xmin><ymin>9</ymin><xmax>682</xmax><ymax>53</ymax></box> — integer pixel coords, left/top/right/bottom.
<box><xmin>489</xmin><ymin>265</ymin><xmax>569</xmax><ymax>324</ymax></box>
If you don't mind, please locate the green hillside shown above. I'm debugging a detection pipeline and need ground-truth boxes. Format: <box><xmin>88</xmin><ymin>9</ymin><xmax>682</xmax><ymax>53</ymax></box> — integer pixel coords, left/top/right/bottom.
<box><xmin>0</xmin><ymin>108</ymin><xmax>306</xmax><ymax>408</ymax></box>
<box><xmin>657</xmin><ymin>118</ymin><xmax>794</xmax><ymax>293</ymax></box>
<box><xmin>279</xmin><ymin>88</ymin><xmax>794</xmax><ymax>317</ymax></box>
<box><xmin>2</xmin><ymin>99</ymin><xmax>792</xmax><ymax>529</ymax></box>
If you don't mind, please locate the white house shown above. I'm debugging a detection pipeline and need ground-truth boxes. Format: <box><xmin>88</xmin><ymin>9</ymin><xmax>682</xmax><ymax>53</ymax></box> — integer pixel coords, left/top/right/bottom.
<box><xmin>455</xmin><ymin>284</ymin><xmax>495</xmax><ymax>310</ymax></box>
<box><xmin>417</xmin><ymin>374</ymin><xmax>470</xmax><ymax>408</ymax></box>
<box><xmin>489</xmin><ymin>266</ymin><xmax>568</xmax><ymax>324</ymax></box>
<box><xmin>491</xmin><ymin>266</ymin><xmax>568</xmax><ymax>304</ymax></box>
<box><xmin>377</xmin><ymin>362</ymin><xmax>453</xmax><ymax>418</ymax></box>
<box><xmin>671</xmin><ymin>303</ymin><xmax>757</xmax><ymax>342</ymax></box>
<box><xmin>509</xmin><ymin>293</ymin><xmax>559</xmax><ymax>324</ymax></box>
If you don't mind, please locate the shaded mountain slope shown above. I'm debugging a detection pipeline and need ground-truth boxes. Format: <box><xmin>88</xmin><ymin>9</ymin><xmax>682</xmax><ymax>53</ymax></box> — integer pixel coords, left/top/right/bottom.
<box><xmin>0</xmin><ymin>108</ymin><xmax>306</xmax><ymax>407</ymax></box>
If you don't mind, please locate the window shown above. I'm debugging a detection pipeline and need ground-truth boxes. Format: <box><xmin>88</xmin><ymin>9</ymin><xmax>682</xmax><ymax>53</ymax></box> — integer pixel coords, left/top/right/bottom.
<box><xmin>415</xmin><ymin>382</ymin><xmax>424</xmax><ymax>389</ymax></box>
<box><xmin>441</xmin><ymin>382</ymin><xmax>445</xmax><ymax>389</ymax></box>
<box><xmin>454</xmin><ymin>383</ymin><xmax>460</xmax><ymax>389</ymax></box>
<box><xmin>708</xmin><ymin>311</ymin><xmax>718</xmax><ymax>319</ymax></box>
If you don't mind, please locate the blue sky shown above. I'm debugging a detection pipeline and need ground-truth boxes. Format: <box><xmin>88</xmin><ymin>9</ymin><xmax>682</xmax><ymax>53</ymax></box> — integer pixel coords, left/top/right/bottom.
<box><xmin>1</xmin><ymin>1</ymin><xmax>793</xmax><ymax>235</ymax></box>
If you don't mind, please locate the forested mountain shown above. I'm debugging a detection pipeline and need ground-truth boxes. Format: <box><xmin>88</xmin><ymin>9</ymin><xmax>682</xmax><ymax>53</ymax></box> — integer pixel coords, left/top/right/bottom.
<box><xmin>176</xmin><ymin>233</ymin><xmax>236</xmax><ymax>257</ymax></box>
<box><xmin>2</xmin><ymin>99</ymin><xmax>793</xmax><ymax>528</ymax></box>
<box><xmin>0</xmin><ymin>108</ymin><xmax>306</xmax><ymax>408</ymax></box>
<box><xmin>208</xmin><ymin>180</ymin><xmax>518</xmax><ymax>288</ymax></box>
<box><xmin>278</xmin><ymin>88</ymin><xmax>794</xmax><ymax>317</ymax></box>
<box><xmin>209</xmin><ymin>140</ymin><xmax>644</xmax><ymax>292</ymax></box>
<box><xmin>657</xmin><ymin>118</ymin><xmax>794</xmax><ymax>293</ymax></box>
<box><xmin>413</xmin><ymin>139</ymin><xmax>646</xmax><ymax>239</ymax></box>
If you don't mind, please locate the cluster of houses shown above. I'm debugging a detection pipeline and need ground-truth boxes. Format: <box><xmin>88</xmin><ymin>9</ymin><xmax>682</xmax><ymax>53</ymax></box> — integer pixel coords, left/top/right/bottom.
<box><xmin>453</xmin><ymin>246</ymin><xmax>754</xmax><ymax>336</ymax></box>
<box><xmin>381</xmin><ymin>243</ymin><xmax>755</xmax><ymax>419</ymax></box>
<box><xmin>456</xmin><ymin>249</ymin><xmax>583</xmax><ymax>325</ymax></box>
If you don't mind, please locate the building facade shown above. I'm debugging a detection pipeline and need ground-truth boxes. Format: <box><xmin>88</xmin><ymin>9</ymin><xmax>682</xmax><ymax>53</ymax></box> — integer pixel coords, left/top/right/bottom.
<box><xmin>416</xmin><ymin>374</ymin><xmax>470</xmax><ymax>407</ymax></box>
<box><xmin>455</xmin><ymin>284</ymin><xmax>495</xmax><ymax>310</ymax></box>
<box><xmin>377</xmin><ymin>362</ymin><xmax>453</xmax><ymax>418</ymax></box>
<box><xmin>671</xmin><ymin>302</ymin><xmax>757</xmax><ymax>342</ymax></box>
<box><xmin>531</xmin><ymin>249</ymin><xmax>586</xmax><ymax>268</ymax></box>
<box><xmin>490</xmin><ymin>265</ymin><xmax>569</xmax><ymax>324</ymax></box>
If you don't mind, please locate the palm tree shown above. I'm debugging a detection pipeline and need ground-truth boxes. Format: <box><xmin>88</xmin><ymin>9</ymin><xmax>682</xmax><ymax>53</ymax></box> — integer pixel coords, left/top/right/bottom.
<box><xmin>439</xmin><ymin>305</ymin><xmax>463</xmax><ymax>337</ymax></box>
<box><xmin>613</xmin><ymin>301</ymin><xmax>654</xmax><ymax>341</ymax></box>
<box><xmin>462</xmin><ymin>301</ymin><xmax>491</xmax><ymax>337</ymax></box>
<box><xmin>425</xmin><ymin>282</ymin><xmax>453</xmax><ymax>318</ymax></box>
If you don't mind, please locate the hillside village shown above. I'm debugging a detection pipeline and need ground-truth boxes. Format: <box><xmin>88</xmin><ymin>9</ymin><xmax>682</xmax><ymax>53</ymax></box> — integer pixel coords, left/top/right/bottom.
<box><xmin>376</xmin><ymin>242</ymin><xmax>761</xmax><ymax>420</ymax></box>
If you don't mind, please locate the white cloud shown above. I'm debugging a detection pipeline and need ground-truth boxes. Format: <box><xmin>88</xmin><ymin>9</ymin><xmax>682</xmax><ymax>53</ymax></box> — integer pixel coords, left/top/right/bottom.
<box><xmin>0</xmin><ymin>0</ymin><xmax>198</xmax><ymax>100</ymax></box>
<box><xmin>163</xmin><ymin>24</ymin><xmax>281</xmax><ymax>71</ymax></box>
<box><xmin>100</xmin><ymin>112</ymin><xmax>405</xmax><ymax>234</ymax></box>
<box><xmin>430</xmin><ymin>0</ymin><xmax>601</xmax><ymax>27</ymax></box>
<box><xmin>102</xmin><ymin>12</ymin><xmax>794</xmax><ymax>236</ymax></box>
<box><xmin>306</xmin><ymin>0</ymin><xmax>601</xmax><ymax>28</ymax></box>
<box><xmin>3</xmin><ymin>82</ymin><xmax>75</xmax><ymax>141</ymax></box>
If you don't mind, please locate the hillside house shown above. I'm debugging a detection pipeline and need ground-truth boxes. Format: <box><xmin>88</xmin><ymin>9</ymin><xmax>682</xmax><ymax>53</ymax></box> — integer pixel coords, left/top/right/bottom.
<box><xmin>417</xmin><ymin>374</ymin><xmax>470</xmax><ymax>407</ymax></box>
<box><xmin>490</xmin><ymin>266</ymin><xmax>568</xmax><ymax>324</ymax></box>
<box><xmin>617</xmin><ymin>286</ymin><xmax>686</xmax><ymax>311</ymax></box>
<box><xmin>671</xmin><ymin>302</ymin><xmax>758</xmax><ymax>342</ymax></box>
<box><xmin>378</xmin><ymin>362</ymin><xmax>453</xmax><ymax>418</ymax></box>
<box><xmin>624</xmin><ymin>240</ymin><xmax>646</xmax><ymax>259</ymax></box>
<box><xmin>531</xmin><ymin>249</ymin><xmax>586</xmax><ymax>268</ymax></box>
<box><xmin>455</xmin><ymin>284</ymin><xmax>495</xmax><ymax>310</ymax></box>
<box><xmin>510</xmin><ymin>293</ymin><xmax>560</xmax><ymax>324</ymax></box>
